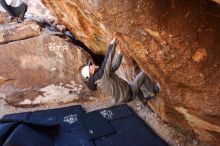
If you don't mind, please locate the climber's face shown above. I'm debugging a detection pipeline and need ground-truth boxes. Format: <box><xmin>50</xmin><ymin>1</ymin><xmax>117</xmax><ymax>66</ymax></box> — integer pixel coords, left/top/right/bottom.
<box><xmin>81</xmin><ymin>62</ymin><xmax>99</xmax><ymax>78</ymax></box>
<box><xmin>89</xmin><ymin>64</ymin><xmax>99</xmax><ymax>76</ymax></box>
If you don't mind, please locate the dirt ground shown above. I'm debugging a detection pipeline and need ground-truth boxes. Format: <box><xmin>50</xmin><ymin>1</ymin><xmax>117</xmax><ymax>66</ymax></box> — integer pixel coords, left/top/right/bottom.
<box><xmin>0</xmin><ymin>97</ymin><xmax>206</xmax><ymax>146</ymax></box>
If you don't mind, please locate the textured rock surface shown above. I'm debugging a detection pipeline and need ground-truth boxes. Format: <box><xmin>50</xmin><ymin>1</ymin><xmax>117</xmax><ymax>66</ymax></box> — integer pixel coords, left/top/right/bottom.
<box><xmin>23</xmin><ymin>0</ymin><xmax>55</xmax><ymax>21</ymax></box>
<box><xmin>212</xmin><ymin>0</ymin><xmax>220</xmax><ymax>4</ymax></box>
<box><xmin>42</xmin><ymin>0</ymin><xmax>220</xmax><ymax>144</ymax></box>
<box><xmin>0</xmin><ymin>21</ymin><xmax>97</xmax><ymax>107</ymax></box>
<box><xmin>0</xmin><ymin>12</ymin><xmax>8</xmax><ymax>24</ymax></box>
<box><xmin>0</xmin><ymin>20</ymin><xmax>41</xmax><ymax>44</ymax></box>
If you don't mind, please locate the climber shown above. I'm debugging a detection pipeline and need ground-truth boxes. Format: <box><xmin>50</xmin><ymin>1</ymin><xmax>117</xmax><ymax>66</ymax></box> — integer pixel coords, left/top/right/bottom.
<box><xmin>0</xmin><ymin>0</ymin><xmax>27</xmax><ymax>23</ymax></box>
<box><xmin>81</xmin><ymin>38</ymin><xmax>160</xmax><ymax>105</ymax></box>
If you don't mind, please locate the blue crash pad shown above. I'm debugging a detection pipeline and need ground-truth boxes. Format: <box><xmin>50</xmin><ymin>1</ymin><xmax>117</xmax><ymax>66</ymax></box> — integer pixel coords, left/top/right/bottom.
<box><xmin>0</xmin><ymin>105</ymin><xmax>85</xmax><ymax>146</ymax></box>
<box><xmin>29</xmin><ymin>109</ymin><xmax>58</xmax><ymax>126</ymax></box>
<box><xmin>91</xmin><ymin>105</ymin><xmax>168</xmax><ymax>146</ymax></box>
<box><xmin>0</xmin><ymin>112</ymin><xmax>31</xmax><ymax>123</ymax></box>
<box><xmin>57</xmin><ymin>105</ymin><xmax>84</xmax><ymax>133</ymax></box>
<box><xmin>0</xmin><ymin>122</ymin><xmax>17</xmax><ymax>145</ymax></box>
<box><xmin>79</xmin><ymin>111</ymin><xmax>115</xmax><ymax>140</ymax></box>
<box><xmin>0</xmin><ymin>104</ymin><xmax>168</xmax><ymax>146</ymax></box>
<box><xmin>97</xmin><ymin>104</ymin><xmax>134</xmax><ymax>120</ymax></box>
<box><xmin>3</xmin><ymin>124</ymin><xmax>54</xmax><ymax>146</ymax></box>
<box><xmin>55</xmin><ymin>105</ymin><xmax>93</xmax><ymax>146</ymax></box>
<box><xmin>55</xmin><ymin>129</ymin><xmax>95</xmax><ymax>146</ymax></box>
<box><xmin>95</xmin><ymin>116</ymin><xmax>166</xmax><ymax>146</ymax></box>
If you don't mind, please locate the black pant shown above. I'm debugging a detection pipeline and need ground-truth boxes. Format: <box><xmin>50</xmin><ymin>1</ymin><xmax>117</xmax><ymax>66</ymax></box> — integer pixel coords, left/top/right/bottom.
<box><xmin>0</xmin><ymin>0</ymin><xmax>27</xmax><ymax>17</ymax></box>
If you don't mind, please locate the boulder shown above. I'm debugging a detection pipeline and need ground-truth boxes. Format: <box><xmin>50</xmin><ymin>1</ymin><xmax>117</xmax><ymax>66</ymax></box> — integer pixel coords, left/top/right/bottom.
<box><xmin>0</xmin><ymin>20</ymin><xmax>41</xmax><ymax>44</ymax></box>
<box><xmin>0</xmin><ymin>12</ymin><xmax>9</xmax><ymax>24</ymax></box>
<box><xmin>42</xmin><ymin>0</ymin><xmax>220</xmax><ymax>144</ymax></box>
<box><xmin>0</xmin><ymin>21</ymin><xmax>96</xmax><ymax>107</ymax></box>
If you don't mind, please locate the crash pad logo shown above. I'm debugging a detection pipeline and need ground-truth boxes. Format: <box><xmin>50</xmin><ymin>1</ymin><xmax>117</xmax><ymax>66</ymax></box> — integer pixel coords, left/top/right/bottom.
<box><xmin>89</xmin><ymin>129</ymin><xmax>94</xmax><ymax>134</ymax></box>
<box><xmin>100</xmin><ymin>110</ymin><xmax>114</xmax><ymax>120</ymax></box>
<box><xmin>63</xmin><ymin>114</ymin><xmax>78</xmax><ymax>125</ymax></box>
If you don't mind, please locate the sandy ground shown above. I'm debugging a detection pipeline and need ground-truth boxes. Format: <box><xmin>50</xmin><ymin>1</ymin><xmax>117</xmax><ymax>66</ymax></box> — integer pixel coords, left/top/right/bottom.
<box><xmin>0</xmin><ymin>97</ymin><xmax>204</xmax><ymax>146</ymax></box>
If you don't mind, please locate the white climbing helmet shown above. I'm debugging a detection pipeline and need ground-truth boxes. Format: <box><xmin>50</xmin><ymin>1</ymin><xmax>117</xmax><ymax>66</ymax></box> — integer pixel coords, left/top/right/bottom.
<box><xmin>6</xmin><ymin>0</ymin><xmax>23</xmax><ymax>7</ymax></box>
<box><xmin>81</xmin><ymin>65</ymin><xmax>90</xmax><ymax>78</ymax></box>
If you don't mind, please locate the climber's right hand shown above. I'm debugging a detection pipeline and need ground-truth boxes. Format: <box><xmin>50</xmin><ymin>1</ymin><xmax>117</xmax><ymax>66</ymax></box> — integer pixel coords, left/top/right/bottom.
<box><xmin>110</xmin><ymin>37</ymin><xmax>116</xmax><ymax>45</ymax></box>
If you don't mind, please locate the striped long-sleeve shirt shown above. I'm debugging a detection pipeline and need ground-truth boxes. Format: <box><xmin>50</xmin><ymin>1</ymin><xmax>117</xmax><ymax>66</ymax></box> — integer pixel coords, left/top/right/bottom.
<box><xmin>86</xmin><ymin>42</ymin><xmax>130</xmax><ymax>105</ymax></box>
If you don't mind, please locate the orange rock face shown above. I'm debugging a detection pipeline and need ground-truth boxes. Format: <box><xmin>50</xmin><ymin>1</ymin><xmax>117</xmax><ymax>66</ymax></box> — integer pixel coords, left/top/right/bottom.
<box><xmin>42</xmin><ymin>0</ymin><xmax>220</xmax><ymax>144</ymax></box>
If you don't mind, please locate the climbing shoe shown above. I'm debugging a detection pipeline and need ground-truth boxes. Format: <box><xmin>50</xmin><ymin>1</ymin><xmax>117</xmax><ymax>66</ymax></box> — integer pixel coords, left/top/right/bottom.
<box><xmin>17</xmin><ymin>3</ymin><xmax>28</xmax><ymax>23</ymax></box>
<box><xmin>138</xmin><ymin>87</ymin><xmax>154</xmax><ymax>102</ymax></box>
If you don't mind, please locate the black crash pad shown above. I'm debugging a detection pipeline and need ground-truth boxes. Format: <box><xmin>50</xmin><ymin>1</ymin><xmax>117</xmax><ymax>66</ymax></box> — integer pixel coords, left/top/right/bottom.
<box><xmin>0</xmin><ymin>112</ymin><xmax>31</xmax><ymax>123</ymax></box>
<box><xmin>56</xmin><ymin>105</ymin><xmax>85</xmax><ymax>132</ymax></box>
<box><xmin>89</xmin><ymin>105</ymin><xmax>168</xmax><ymax>146</ymax></box>
<box><xmin>0</xmin><ymin>122</ymin><xmax>17</xmax><ymax>145</ymax></box>
<box><xmin>0</xmin><ymin>104</ymin><xmax>168</xmax><ymax>146</ymax></box>
<box><xmin>3</xmin><ymin>124</ymin><xmax>54</xmax><ymax>146</ymax></box>
<box><xmin>79</xmin><ymin>111</ymin><xmax>115</xmax><ymax>140</ymax></box>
